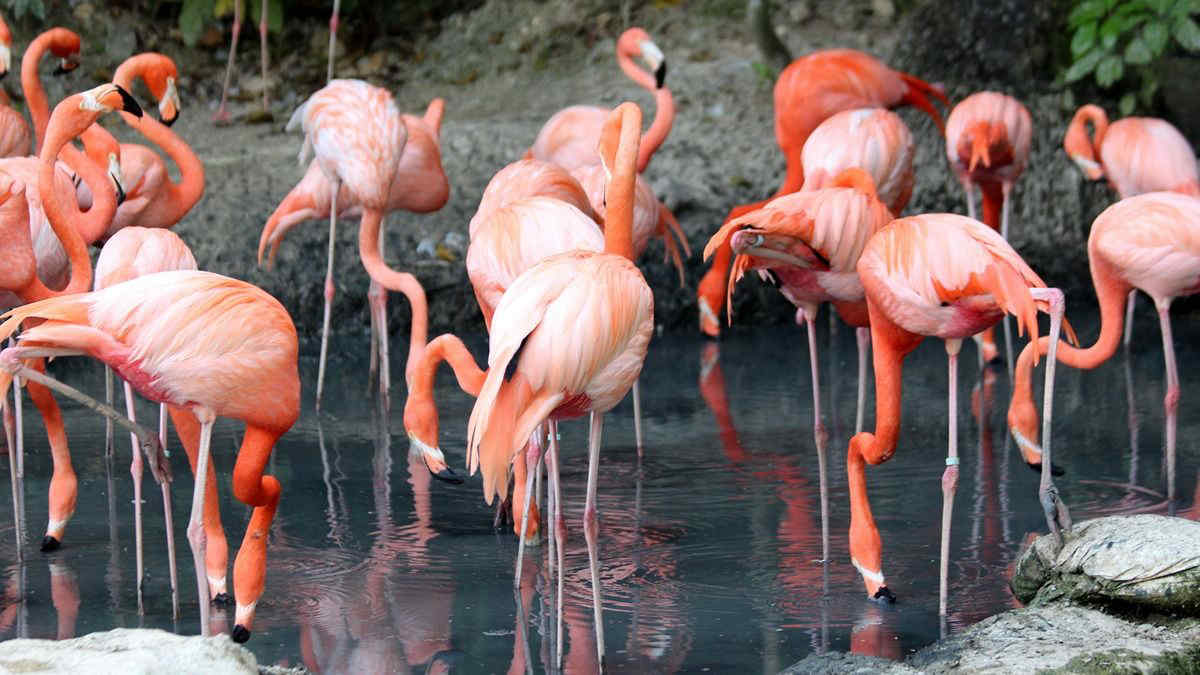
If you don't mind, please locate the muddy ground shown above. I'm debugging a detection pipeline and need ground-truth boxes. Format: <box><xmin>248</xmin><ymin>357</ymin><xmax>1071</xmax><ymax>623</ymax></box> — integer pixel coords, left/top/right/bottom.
<box><xmin>10</xmin><ymin>0</ymin><xmax>1139</xmax><ymax>337</ymax></box>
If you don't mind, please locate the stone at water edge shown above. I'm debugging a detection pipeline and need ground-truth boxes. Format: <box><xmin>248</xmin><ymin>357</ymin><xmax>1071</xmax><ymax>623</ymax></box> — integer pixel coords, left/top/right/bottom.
<box><xmin>1010</xmin><ymin>514</ymin><xmax>1200</xmax><ymax>614</ymax></box>
<box><xmin>0</xmin><ymin>627</ymin><xmax>285</xmax><ymax>675</ymax></box>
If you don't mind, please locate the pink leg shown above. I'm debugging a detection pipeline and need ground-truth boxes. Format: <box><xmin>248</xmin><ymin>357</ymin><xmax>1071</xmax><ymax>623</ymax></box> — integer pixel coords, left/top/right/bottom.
<box><xmin>632</xmin><ymin>380</ymin><xmax>643</xmax><ymax>457</ymax></box>
<box><xmin>4</xmin><ymin>382</ymin><xmax>20</xmax><ymax>558</ymax></box>
<box><xmin>513</xmin><ymin>433</ymin><xmax>543</xmax><ymax>588</ymax></box>
<box><xmin>368</xmin><ymin>224</ymin><xmax>391</xmax><ymax>409</ymax></box>
<box><xmin>158</xmin><ymin>402</ymin><xmax>179</xmax><ymax>619</ymax></box>
<box><xmin>545</xmin><ymin>420</ymin><xmax>565</xmax><ymax>671</ymax></box>
<box><xmin>1000</xmin><ymin>182</ymin><xmax>1015</xmax><ymax>379</ymax></box>
<box><xmin>1030</xmin><ymin>288</ymin><xmax>1071</xmax><ymax>539</ymax></box>
<box><xmin>1158</xmin><ymin>301</ymin><xmax>1179</xmax><ymax>508</ymax></box>
<box><xmin>583</xmin><ymin>411</ymin><xmax>606</xmax><ymax>669</ymax></box>
<box><xmin>855</xmin><ymin>326</ymin><xmax>870</xmax><ymax>435</ymax></box>
<box><xmin>1124</xmin><ymin>290</ymin><xmax>1137</xmax><ymax>348</ymax></box>
<box><xmin>799</xmin><ymin>304</ymin><xmax>829</xmax><ymax>564</ymax></box>
<box><xmin>315</xmin><ymin>182</ymin><xmax>337</xmax><ymax>411</ymax></box>
<box><xmin>215</xmin><ymin>0</ymin><xmax>243</xmax><ymax>122</ymax></box>
<box><xmin>259</xmin><ymin>0</ymin><xmax>269</xmax><ymax>112</ymax></box>
<box><xmin>187</xmin><ymin>417</ymin><xmax>215</xmax><ymax>637</ymax></box>
<box><xmin>122</xmin><ymin>381</ymin><xmax>145</xmax><ymax>613</ymax></box>
<box><xmin>939</xmin><ymin>338</ymin><xmax>962</xmax><ymax>618</ymax></box>
<box><xmin>327</xmin><ymin>0</ymin><xmax>341</xmax><ymax>82</ymax></box>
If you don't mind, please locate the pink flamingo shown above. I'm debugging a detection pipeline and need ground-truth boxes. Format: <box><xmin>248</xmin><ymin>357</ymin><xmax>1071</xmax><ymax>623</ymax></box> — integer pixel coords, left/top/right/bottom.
<box><xmin>702</xmin><ymin>169</ymin><xmax>895</xmax><ymax>564</ymax></box>
<box><xmin>0</xmin><ymin>269</ymin><xmax>300</xmax><ymax>643</ymax></box>
<box><xmin>1008</xmin><ymin>192</ymin><xmax>1200</xmax><ymax>511</ymax></box>
<box><xmin>94</xmin><ymin>226</ymin><xmax>196</xmax><ymax>613</ymax></box>
<box><xmin>848</xmin><ymin>213</ymin><xmax>1068</xmax><ymax>617</ymax></box>
<box><xmin>1064</xmin><ymin>104</ymin><xmax>1200</xmax><ymax>346</ymax></box>
<box><xmin>799</xmin><ymin>108</ymin><xmax>914</xmax><ymax>215</ymax></box>
<box><xmin>215</xmin><ymin>0</ymin><xmax>271</xmax><ymax>121</ymax></box>
<box><xmin>698</xmin><ymin>49</ymin><xmax>949</xmax><ymax>337</ymax></box>
<box><xmin>0</xmin><ymin>15</ymin><xmax>30</xmax><ymax>158</ymax></box>
<box><xmin>525</xmin><ymin>28</ymin><xmax>671</xmax><ymax>173</ymax></box>
<box><xmin>945</xmin><ymin>91</ymin><xmax>1033</xmax><ymax>367</ymax></box>
<box><xmin>262</xmin><ymin>96</ymin><xmax>447</xmax><ymax>409</ymax></box>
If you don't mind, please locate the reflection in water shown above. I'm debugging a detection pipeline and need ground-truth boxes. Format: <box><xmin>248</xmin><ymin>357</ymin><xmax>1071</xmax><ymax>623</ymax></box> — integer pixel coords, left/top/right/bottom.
<box><xmin>0</xmin><ymin>326</ymin><xmax>1197</xmax><ymax>670</ymax></box>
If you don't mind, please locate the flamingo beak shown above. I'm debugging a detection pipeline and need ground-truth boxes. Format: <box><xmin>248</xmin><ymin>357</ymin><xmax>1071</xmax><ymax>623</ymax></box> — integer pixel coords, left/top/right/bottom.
<box><xmin>108</xmin><ymin>152</ymin><xmax>126</xmax><ymax>206</ymax></box>
<box><xmin>1071</xmin><ymin>155</ymin><xmax>1103</xmax><ymax>181</ymax></box>
<box><xmin>640</xmin><ymin>40</ymin><xmax>666</xmax><ymax>88</ymax></box>
<box><xmin>0</xmin><ymin>44</ymin><xmax>10</xmax><ymax>78</ymax></box>
<box><xmin>408</xmin><ymin>433</ymin><xmax>463</xmax><ymax>484</ymax></box>
<box><xmin>159</xmin><ymin>77</ymin><xmax>180</xmax><ymax>127</ymax></box>
<box><xmin>53</xmin><ymin>54</ymin><xmax>80</xmax><ymax>76</ymax></box>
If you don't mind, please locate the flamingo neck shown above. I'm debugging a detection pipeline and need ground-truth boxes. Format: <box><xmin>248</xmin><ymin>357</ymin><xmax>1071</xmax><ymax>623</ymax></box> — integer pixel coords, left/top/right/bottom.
<box><xmin>356</xmin><ymin>207</ymin><xmax>427</xmax><ymax>380</ymax></box>
<box><xmin>617</xmin><ymin>48</ymin><xmax>657</xmax><ymax>91</ymax></box>
<box><xmin>1078</xmin><ymin>105</ymin><xmax>1109</xmax><ymax>159</ymax></box>
<box><xmin>39</xmin><ymin>119</ymin><xmax>109</xmax><ymax>292</ymax></box>
<box><xmin>636</xmin><ymin>87</ymin><xmax>674</xmax><ymax>173</ymax></box>
<box><xmin>775</xmin><ymin>150</ymin><xmax>805</xmax><ymax>198</ymax></box>
<box><xmin>123</xmin><ymin>110</ymin><xmax>205</xmax><ymax>225</ymax></box>
<box><xmin>21</xmin><ymin>30</ymin><xmax>64</xmax><ymax>153</ymax></box>
<box><xmin>604</xmin><ymin>110</ymin><xmax>641</xmax><ymax>260</ymax></box>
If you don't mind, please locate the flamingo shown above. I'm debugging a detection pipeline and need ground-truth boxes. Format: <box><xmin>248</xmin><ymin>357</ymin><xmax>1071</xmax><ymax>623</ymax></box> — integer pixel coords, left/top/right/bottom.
<box><xmin>1008</xmin><ymin>192</ymin><xmax>1200</xmax><ymax>511</ymax></box>
<box><xmin>94</xmin><ymin>226</ymin><xmax>196</xmax><ymax>613</ymax></box>
<box><xmin>0</xmin><ymin>269</ymin><xmax>299</xmax><ymax>643</ymax></box>
<box><xmin>20</xmin><ymin>27</ymin><xmax>80</xmax><ymax>154</ymax></box>
<box><xmin>327</xmin><ymin>1</ymin><xmax>341</xmax><ymax>81</ymax></box>
<box><xmin>262</xmin><ymin>95</ymin><xmax>447</xmax><ymax>409</ymax></box>
<box><xmin>799</xmin><ymin>108</ymin><xmax>915</xmax><ymax>215</ymax></box>
<box><xmin>848</xmin><ymin>213</ymin><xmax>1069</xmax><ymax>618</ymax></box>
<box><xmin>702</xmin><ymin>168</ymin><xmax>894</xmax><ymax>564</ymax></box>
<box><xmin>525</xmin><ymin>27</ymin><xmax>671</xmax><ymax>173</ymax></box>
<box><xmin>0</xmin><ymin>15</ymin><xmax>30</xmax><ymax>158</ymax></box>
<box><xmin>0</xmin><ymin>84</ymin><xmax>139</xmax><ymax>554</ymax></box>
<box><xmin>945</xmin><ymin>91</ymin><xmax>1033</xmax><ymax>367</ymax></box>
<box><xmin>698</xmin><ymin>49</ymin><xmax>949</xmax><ymax>337</ymax></box>
<box><xmin>1063</xmin><ymin>104</ymin><xmax>1200</xmax><ymax>346</ymax></box>
<box><xmin>215</xmin><ymin>0</ymin><xmax>271</xmax><ymax>121</ymax></box>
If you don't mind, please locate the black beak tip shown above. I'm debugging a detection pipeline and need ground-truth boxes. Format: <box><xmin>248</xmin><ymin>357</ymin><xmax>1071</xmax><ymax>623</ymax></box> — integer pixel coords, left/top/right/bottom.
<box><xmin>112</xmin><ymin>174</ymin><xmax>126</xmax><ymax>205</ymax></box>
<box><xmin>52</xmin><ymin>65</ymin><xmax>68</xmax><ymax>76</ymax></box>
<box><xmin>873</xmin><ymin>586</ymin><xmax>897</xmax><ymax>604</ymax></box>
<box><xmin>231</xmin><ymin>625</ymin><xmax>251</xmax><ymax>643</ymax></box>
<box><xmin>433</xmin><ymin>466</ymin><xmax>464</xmax><ymax>485</ymax></box>
<box><xmin>0</xmin><ymin>71</ymin><xmax>8</xmax><ymax>80</ymax></box>
<box><xmin>655</xmin><ymin>61</ymin><xmax>667</xmax><ymax>89</ymax></box>
<box><xmin>114</xmin><ymin>84</ymin><xmax>143</xmax><ymax>118</ymax></box>
<box><xmin>40</xmin><ymin>535</ymin><xmax>61</xmax><ymax>552</ymax></box>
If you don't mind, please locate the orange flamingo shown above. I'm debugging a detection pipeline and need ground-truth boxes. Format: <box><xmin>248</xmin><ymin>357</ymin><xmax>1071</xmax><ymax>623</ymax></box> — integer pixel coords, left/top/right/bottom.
<box><xmin>95</xmin><ymin>226</ymin><xmax>196</xmax><ymax>613</ymax></box>
<box><xmin>0</xmin><ymin>15</ymin><xmax>30</xmax><ymax>159</ymax></box>
<box><xmin>525</xmin><ymin>27</ymin><xmax>671</xmax><ymax>173</ymax></box>
<box><xmin>848</xmin><ymin>213</ymin><xmax>1068</xmax><ymax>617</ymax></box>
<box><xmin>698</xmin><ymin>49</ymin><xmax>948</xmax><ymax>336</ymax></box>
<box><xmin>20</xmin><ymin>27</ymin><xmax>80</xmax><ymax>154</ymax></box>
<box><xmin>1064</xmin><ymin>104</ymin><xmax>1200</xmax><ymax>347</ymax></box>
<box><xmin>1008</xmin><ymin>192</ymin><xmax>1200</xmax><ymax>512</ymax></box>
<box><xmin>945</xmin><ymin>91</ymin><xmax>1033</xmax><ymax>367</ymax></box>
<box><xmin>263</xmin><ymin>96</ymin><xmax>446</xmax><ymax>410</ymax></box>
<box><xmin>702</xmin><ymin>169</ymin><xmax>894</xmax><ymax>564</ymax></box>
<box><xmin>0</xmin><ymin>84</ymin><xmax>138</xmax><ymax>554</ymax></box>
<box><xmin>0</xmin><ymin>269</ymin><xmax>300</xmax><ymax>643</ymax></box>
<box><xmin>215</xmin><ymin>0</ymin><xmax>271</xmax><ymax>121</ymax></box>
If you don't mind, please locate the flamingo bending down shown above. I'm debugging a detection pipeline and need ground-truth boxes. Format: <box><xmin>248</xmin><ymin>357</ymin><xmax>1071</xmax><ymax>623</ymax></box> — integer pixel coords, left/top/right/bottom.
<box><xmin>215</xmin><ymin>0</ymin><xmax>271</xmax><ymax>121</ymax></box>
<box><xmin>1008</xmin><ymin>192</ymin><xmax>1200</xmax><ymax>510</ymax></box>
<box><xmin>944</xmin><ymin>91</ymin><xmax>1033</xmax><ymax>367</ymax></box>
<box><xmin>702</xmin><ymin>168</ymin><xmax>894</xmax><ymax>563</ymax></box>
<box><xmin>95</xmin><ymin>226</ymin><xmax>197</xmax><ymax>613</ymax></box>
<box><xmin>1063</xmin><ymin>104</ymin><xmax>1200</xmax><ymax>346</ymax></box>
<box><xmin>848</xmin><ymin>213</ymin><xmax>1069</xmax><ymax>617</ymax></box>
<box><xmin>698</xmin><ymin>49</ymin><xmax>949</xmax><ymax>336</ymax></box>
<box><xmin>526</xmin><ymin>28</ymin><xmax>671</xmax><ymax>173</ymax></box>
<box><xmin>263</xmin><ymin>96</ymin><xmax>447</xmax><ymax>410</ymax></box>
<box><xmin>1</xmin><ymin>84</ymin><xmax>139</xmax><ymax>554</ymax></box>
<box><xmin>0</xmin><ymin>270</ymin><xmax>300</xmax><ymax>643</ymax></box>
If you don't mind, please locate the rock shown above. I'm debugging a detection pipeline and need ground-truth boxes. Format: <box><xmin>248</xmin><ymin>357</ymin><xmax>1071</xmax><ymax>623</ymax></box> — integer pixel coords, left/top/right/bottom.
<box><xmin>786</xmin><ymin>605</ymin><xmax>1200</xmax><ymax>673</ymax></box>
<box><xmin>0</xmin><ymin>628</ymin><xmax>282</xmax><ymax>674</ymax></box>
<box><xmin>1010</xmin><ymin>515</ymin><xmax>1200</xmax><ymax>614</ymax></box>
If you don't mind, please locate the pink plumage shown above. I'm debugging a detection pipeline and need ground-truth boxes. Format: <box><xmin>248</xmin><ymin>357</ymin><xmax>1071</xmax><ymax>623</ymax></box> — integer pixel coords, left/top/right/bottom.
<box><xmin>95</xmin><ymin>227</ymin><xmax>198</xmax><ymax>290</ymax></box>
<box><xmin>800</xmin><ymin>108</ymin><xmax>914</xmax><ymax>215</ymax></box>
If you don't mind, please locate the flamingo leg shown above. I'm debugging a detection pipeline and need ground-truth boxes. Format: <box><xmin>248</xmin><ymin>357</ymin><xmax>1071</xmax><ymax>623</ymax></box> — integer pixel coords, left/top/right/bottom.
<box><xmin>583</xmin><ymin>411</ymin><xmax>606</xmax><ymax>670</ymax></box>
<box><xmin>259</xmin><ymin>0</ymin><xmax>269</xmax><ymax>113</ymax></box>
<box><xmin>4</xmin><ymin>383</ymin><xmax>20</xmax><ymax>559</ymax></box>
<box><xmin>327</xmin><ymin>0</ymin><xmax>341</xmax><ymax>82</ymax></box>
<box><xmin>186</xmin><ymin>418</ymin><xmax>215</xmax><ymax>637</ymax></box>
<box><xmin>159</xmin><ymin>402</ymin><xmax>179</xmax><ymax>620</ymax></box>
<box><xmin>632</xmin><ymin>380</ymin><xmax>643</xmax><ymax>457</ymax></box>
<box><xmin>104</xmin><ymin>366</ymin><xmax>113</xmax><ymax>458</ymax></box>
<box><xmin>800</xmin><ymin>304</ymin><xmax>829</xmax><ymax>564</ymax></box>
<box><xmin>1157</xmin><ymin>301</ymin><xmax>1179</xmax><ymax>509</ymax></box>
<box><xmin>855</xmin><ymin>326</ymin><xmax>870</xmax><ymax>435</ymax></box>
<box><xmin>961</xmin><ymin>180</ymin><xmax>976</xmax><ymax>222</ymax></box>
<box><xmin>513</xmin><ymin>433</ymin><xmax>544</xmax><ymax>589</ymax></box>
<box><xmin>1030</xmin><ymin>288</ymin><xmax>1070</xmax><ymax>540</ymax></box>
<box><xmin>546</xmin><ymin>419</ymin><xmax>564</xmax><ymax>671</ymax></box>
<box><xmin>1124</xmin><ymin>290</ymin><xmax>1137</xmax><ymax>348</ymax></box>
<box><xmin>215</xmin><ymin>0</ymin><xmax>243</xmax><ymax>122</ymax></box>
<box><xmin>939</xmin><ymin>338</ymin><xmax>962</xmax><ymax>618</ymax></box>
<box><xmin>368</xmin><ymin>223</ymin><xmax>391</xmax><ymax>409</ymax></box>
<box><xmin>316</xmin><ymin>180</ymin><xmax>338</xmax><ymax>412</ymax></box>
<box><xmin>1000</xmin><ymin>182</ymin><xmax>1015</xmax><ymax>380</ymax></box>
<box><xmin>122</xmin><ymin>380</ymin><xmax>145</xmax><ymax>613</ymax></box>
<box><xmin>168</xmin><ymin>407</ymin><xmax>229</xmax><ymax>606</ymax></box>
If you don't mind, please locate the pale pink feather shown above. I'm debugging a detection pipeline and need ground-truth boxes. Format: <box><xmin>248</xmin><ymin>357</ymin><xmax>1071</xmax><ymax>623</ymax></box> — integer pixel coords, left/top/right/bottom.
<box><xmin>800</xmin><ymin>108</ymin><xmax>914</xmax><ymax>215</ymax></box>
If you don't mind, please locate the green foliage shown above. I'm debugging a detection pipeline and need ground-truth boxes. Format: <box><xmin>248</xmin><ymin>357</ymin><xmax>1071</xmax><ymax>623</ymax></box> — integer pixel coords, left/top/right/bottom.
<box><xmin>1065</xmin><ymin>0</ymin><xmax>1200</xmax><ymax>114</ymax></box>
<box><xmin>2</xmin><ymin>0</ymin><xmax>45</xmax><ymax>21</ymax></box>
<box><xmin>179</xmin><ymin>0</ymin><xmax>285</xmax><ymax>48</ymax></box>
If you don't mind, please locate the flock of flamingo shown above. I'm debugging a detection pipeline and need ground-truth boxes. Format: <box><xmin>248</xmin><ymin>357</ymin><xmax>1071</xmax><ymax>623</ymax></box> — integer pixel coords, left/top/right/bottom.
<box><xmin>0</xmin><ymin>7</ymin><xmax>1197</xmax><ymax>671</ymax></box>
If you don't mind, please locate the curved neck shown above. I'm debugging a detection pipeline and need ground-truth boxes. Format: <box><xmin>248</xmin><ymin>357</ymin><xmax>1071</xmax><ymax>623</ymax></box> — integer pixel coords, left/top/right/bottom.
<box><xmin>411</xmin><ymin>333</ymin><xmax>487</xmax><ymax>401</ymax></box>
<box><xmin>21</xmin><ymin>32</ymin><xmax>53</xmax><ymax>153</ymax></box>
<box><xmin>39</xmin><ymin>121</ymin><xmax>112</xmax><ymax>292</ymax></box>
<box><xmin>357</xmin><ymin>208</ymin><xmax>427</xmax><ymax>381</ymax></box>
<box><xmin>636</xmin><ymin>87</ymin><xmax>674</xmax><ymax>173</ymax></box>
<box><xmin>1081</xmin><ymin>106</ymin><xmax>1108</xmax><ymax>157</ymax></box>
<box><xmin>604</xmin><ymin>109</ymin><xmax>641</xmax><ymax>260</ymax></box>
<box><xmin>617</xmin><ymin>49</ymin><xmax>657</xmax><ymax>91</ymax></box>
<box><xmin>124</xmin><ymin>111</ymin><xmax>204</xmax><ymax>223</ymax></box>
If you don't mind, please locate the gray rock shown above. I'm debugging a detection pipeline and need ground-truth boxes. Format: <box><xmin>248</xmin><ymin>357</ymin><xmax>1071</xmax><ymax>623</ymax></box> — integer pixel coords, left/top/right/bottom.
<box><xmin>0</xmin><ymin>627</ymin><xmax>301</xmax><ymax>674</ymax></box>
<box><xmin>1010</xmin><ymin>515</ymin><xmax>1200</xmax><ymax>614</ymax></box>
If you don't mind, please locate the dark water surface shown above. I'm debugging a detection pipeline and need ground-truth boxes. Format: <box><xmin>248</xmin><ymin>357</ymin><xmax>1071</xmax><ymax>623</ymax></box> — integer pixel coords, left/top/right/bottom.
<box><xmin>1</xmin><ymin>308</ymin><xmax>1198</xmax><ymax>673</ymax></box>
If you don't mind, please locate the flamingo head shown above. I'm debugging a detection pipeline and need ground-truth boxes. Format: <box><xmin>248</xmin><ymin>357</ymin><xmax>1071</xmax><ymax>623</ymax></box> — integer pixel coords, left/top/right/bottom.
<box><xmin>618</xmin><ymin>27</ymin><xmax>667</xmax><ymax>88</ymax></box>
<box><xmin>49</xmin><ymin>29</ymin><xmax>81</xmax><ymax>76</ymax></box>
<box><xmin>1064</xmin><ymin>105</ymin><xmax>1105</xmax><ymax>181</ymax></box>
<box><xmin>0</xmin><ymin>20</ymin><xmax>12</xmax><ymax>78</ymax></box>
<box><xmin>404</xmin><ymin>395</ymin><xmax>462</xmax><ymax>485</ymax></box>
<box><xmin>144</xmin><ymin>56</ymin><xmax>181</xmax><ymax>126</ymax></box>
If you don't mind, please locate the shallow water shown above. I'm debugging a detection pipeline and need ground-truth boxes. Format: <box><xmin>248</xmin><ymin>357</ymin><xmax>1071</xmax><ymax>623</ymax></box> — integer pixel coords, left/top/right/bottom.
<box><xmin>0</xmin><ymin>308</ymin><xmax>1197</xmax><ymax>673</ymax></box>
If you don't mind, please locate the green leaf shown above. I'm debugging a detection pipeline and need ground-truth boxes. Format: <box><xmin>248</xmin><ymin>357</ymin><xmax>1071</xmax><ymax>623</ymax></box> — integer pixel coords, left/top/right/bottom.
<box><xmin>1173</xmin><ymin>15</ymin><xmax>1200</xmax><ymax>49</ymax></box>
<box><xmin>1125</xmin><ymin>36</ymin><xmax>1154</xmax><ymax>61</ymax></box>
<box><xmin>1069</xmin><ymin>0</ymin><xmax>1108</xmax><ymax>28</ymax></box>
<box><xmin>1145</xmin><ymin>0</ymin><xmax>1172</xmax><ymax>13</ymax></box>
<box><xmin>1120</xmin><ymin>92</ymin><xmax>1137</xmax><ymax>115</ymax></box>
<box><xmin>1065</xmin><ymin>47</ymin><xmax>1106</xmax><ymax>83</ymax></box>
<box><xmin>1143</xmin><ymin>19</ymin><xmax>1171</xmax><ymax>52</ymax></box>
<box><xmin>1072</xmin><ymin>22</ymin><xmax>1099</xmax><ymax>55</ymax></box>
<box><xmin>1095</xmin><ymin>54</ymin><xmax>1125</xmax><ymax>86</ymax></box>
<box><xmin>248</xmin><ymin>0</ymin><xmax>285</xmax><ymax>34</ymax></box>
<box><xmin>180</xmin><ymin>0</ymin><xmax>216</xmax><ymax>47</ymax></box>
<box><xmin>1140</xmin><ymin>76</ymin><xmax>1160</xmax><ymax>105</ymax></box>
